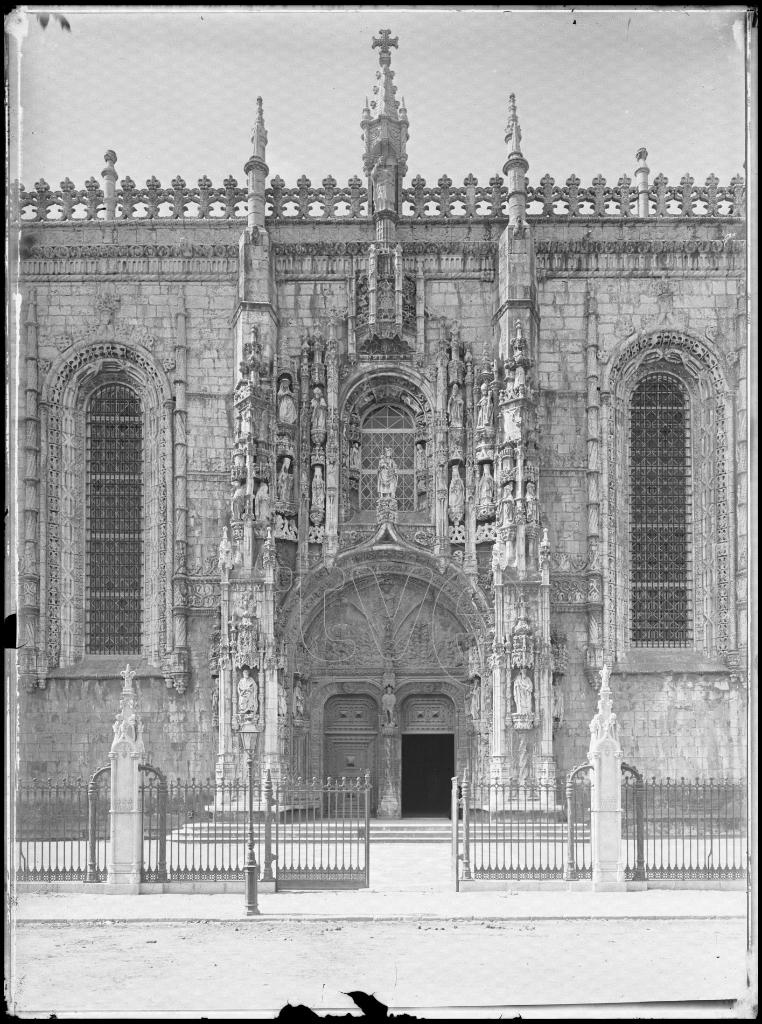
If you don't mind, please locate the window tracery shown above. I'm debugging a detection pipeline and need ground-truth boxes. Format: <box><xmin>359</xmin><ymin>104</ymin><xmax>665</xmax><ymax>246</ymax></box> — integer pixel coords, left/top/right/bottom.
<box><xmin>86</xmin><ymin>384</ymin><xmax>143</xmax><ymax>653</ymax></box>
<box><xmin>629</xmin><ymin>375</ymin><xmax>690</xmax><ymax>646</ymax></box>
<box><xmin>359</xmin><ymin>404</ymin><xmax>416</xmax><ymax>511</ymax></box>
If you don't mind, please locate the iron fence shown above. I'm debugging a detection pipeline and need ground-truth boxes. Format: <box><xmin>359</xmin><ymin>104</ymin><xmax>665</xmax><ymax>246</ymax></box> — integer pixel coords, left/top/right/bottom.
<box><xmin>640</xmin><ymin>778</ymin><xmax>747</xmax><ymax>879</ymax></box>
<box><xmin>275</xmin><ymin>775</ymin><xmax>371</xmax><ymax>890</ymax></box>
<box><xmin>454</xmin><ymin>774</ymin><xmax>571</xmax><ymax>882</ymax></box>
<box><xmin>15</xmin><ymin>778</ymin><xmax>90</xmax><ymax>881</ymax></box>
<box><xmin>140</xmin><ymin>776</ymin><xmax>268</xmax><ymax>882</ymax></box>
<box><xmin>564</xmin><ymin>765</ymin><xmax>593</xmax><ymax>881</ymax></box>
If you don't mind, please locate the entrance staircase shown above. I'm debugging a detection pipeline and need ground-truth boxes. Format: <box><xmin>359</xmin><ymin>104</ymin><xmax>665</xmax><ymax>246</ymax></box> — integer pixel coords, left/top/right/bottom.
<box><xmin>364</xmin><ymin>818</ymin><xmax>453</xmax><ymax>843</ymax></box>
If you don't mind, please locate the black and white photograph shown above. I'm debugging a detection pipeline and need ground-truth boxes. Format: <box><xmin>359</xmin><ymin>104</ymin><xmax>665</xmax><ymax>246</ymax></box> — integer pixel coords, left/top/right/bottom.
<box><xmin>5</xmin><ymin>6</ymin><xmax>756</xmax><ymax>1018</ymax></box>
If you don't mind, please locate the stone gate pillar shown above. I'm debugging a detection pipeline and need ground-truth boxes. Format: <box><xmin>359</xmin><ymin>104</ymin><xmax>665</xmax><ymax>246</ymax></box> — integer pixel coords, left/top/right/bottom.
<box><xmin>588</xmin><ymin>664</ymin><xmax>625</xmax><ymax>891</ymax></box>
<box><xmin>107</xmin><ymin>664</ymin><xmax>145</xmax><ymax>889</ymax></box>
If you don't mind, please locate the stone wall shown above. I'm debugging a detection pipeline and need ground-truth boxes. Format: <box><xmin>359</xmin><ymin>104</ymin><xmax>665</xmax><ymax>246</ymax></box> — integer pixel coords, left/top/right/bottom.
<box><xmin>13</xmin><ymin>208</ymin><xmax>748</xmax><ymax>784</ymax></box>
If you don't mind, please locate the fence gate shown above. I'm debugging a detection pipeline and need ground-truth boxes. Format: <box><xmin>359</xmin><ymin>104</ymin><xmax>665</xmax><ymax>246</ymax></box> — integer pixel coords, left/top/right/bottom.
<box><xmin>275</xmin><ymin>774</ymin><xmax>371</xmax><ymax>890</ymax></box>
<box><xmin>564</xmin><ymin>763</ymin><xmax>593</xmax><ymax>880</ymax></box>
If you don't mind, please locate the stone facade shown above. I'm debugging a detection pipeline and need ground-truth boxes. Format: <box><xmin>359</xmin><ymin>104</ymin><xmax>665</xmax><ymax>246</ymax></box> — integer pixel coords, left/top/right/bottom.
<box><xmin>11</xmin><ymin>34</ymin><xmax>747</xmax><ymax>804</ymax></box>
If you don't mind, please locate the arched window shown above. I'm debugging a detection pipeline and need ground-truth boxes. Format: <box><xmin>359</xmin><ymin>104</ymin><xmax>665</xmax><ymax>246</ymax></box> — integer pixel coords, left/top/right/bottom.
<box><xmin>629</xmin><ymin>375</ymin><xmax>691</xmax><ymax>647</ymax></box>
<box><xmin>360</xmin><ymin>404</ymin><xmax>415</xmax><ymax>511</ymax></box>
<box><xmin>86</xmin><ymin>384</ymin><xmax>143</xmax><ymax>653</ymax></box>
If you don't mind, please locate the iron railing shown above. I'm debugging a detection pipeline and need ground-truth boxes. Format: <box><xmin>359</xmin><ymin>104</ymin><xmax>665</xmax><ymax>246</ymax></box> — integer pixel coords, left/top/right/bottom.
<box><xmin>140</xmin><ymin>776</ymin><xmax>267</xmax><ymax>882</ymax></box>
<box><xmin>454</xmin><ymin>773</ymin><xmax>570</xmax><ymax>881</ymax></box>
<box><xmin>275</xmin><ymin>774</ymin><xmax>371</xmax><ymax>890</ymax></box>
<box><xmin>15</xmin><ymin>778</ymin><xmax>90</xmax><ymax>881</ymax></box>
<box><xmin>564</xmin><ymin>764</ymin><xmax>593</xmax><ymax>881</ymax></box>
<box><xmin>85</xmin><ymin>766</ymin><xmax>111</xmax><ymax>882</ymax></box>
<box><xmin>640</xmin><ymin>778</ymin><xmax>747</xmax><ymax>879</ymax></box>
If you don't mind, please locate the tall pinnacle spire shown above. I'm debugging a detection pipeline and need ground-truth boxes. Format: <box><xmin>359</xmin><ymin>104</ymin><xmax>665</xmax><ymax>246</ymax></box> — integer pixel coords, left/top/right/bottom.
<box><xmin>503</xmin><ymin>92</ymin><xmax>528</xmax><ymax>230</ymax></box>
<box><xmin>244</xmin><ymin>96</ymin><xmax>269</xmax><ymax>231</ymax></box>
<box><xmin>505</xmin><ymin>93</ymin><xmax>523</xmax><ymax>156</ymax></box>
<box><xmin>362</xmin><ymin>28</ymin><xmax>409</xmax><ymax>224</ymax></box>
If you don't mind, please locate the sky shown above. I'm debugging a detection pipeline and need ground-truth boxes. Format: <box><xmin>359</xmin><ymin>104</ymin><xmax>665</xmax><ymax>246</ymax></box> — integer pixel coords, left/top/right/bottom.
<box><xmin>7</xmin><ymin>7</ymin><xmax>749</xmax><ymax>193</ymax></box>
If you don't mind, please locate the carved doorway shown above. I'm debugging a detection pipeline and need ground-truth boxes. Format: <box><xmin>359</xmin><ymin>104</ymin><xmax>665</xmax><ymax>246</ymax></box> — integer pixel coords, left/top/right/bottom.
<box><xmin>400</xmin><ymin>695</ymin><xmax>455</xmax><ymax>818</ymax></box>
<box><xmin>324</xmin><ymin>695</ymin><xmax>379</xmax><ymax>813</ymax></box>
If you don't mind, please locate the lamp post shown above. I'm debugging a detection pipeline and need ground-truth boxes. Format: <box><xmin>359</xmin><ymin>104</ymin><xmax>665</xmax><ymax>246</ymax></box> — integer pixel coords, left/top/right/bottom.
<box><xmin>239</xmin><ymin>725</ymin><xmax>260</xmax><ymax>915</ymax></box>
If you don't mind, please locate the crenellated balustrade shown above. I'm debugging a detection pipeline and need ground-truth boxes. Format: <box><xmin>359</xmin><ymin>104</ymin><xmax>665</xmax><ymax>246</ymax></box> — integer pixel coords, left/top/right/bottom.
<box><xmin>12</xmin><ymin>171</ymin><xmax>745</xmax><ymax>223</ymax></box>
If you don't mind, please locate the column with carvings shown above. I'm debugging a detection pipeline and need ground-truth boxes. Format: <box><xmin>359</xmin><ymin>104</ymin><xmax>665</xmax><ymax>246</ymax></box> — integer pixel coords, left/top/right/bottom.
<box><xmin>584</xmin><ymin>286</ymin><xmax>604</xmax><ymax>683</ymax></box>
<box><xmin>165</xmin><ymin>296</ymin><xmax>190</xmax><ymax>694</ymax></box>
<box><xmin>324</xmin><ymin>315</ymin><xmax>341</xmax><ymax>564</ymax></box>
<box><xmin>19</xmin><ymin>288</ymin><xmax>42</xmax><ymax>692</ymax></box>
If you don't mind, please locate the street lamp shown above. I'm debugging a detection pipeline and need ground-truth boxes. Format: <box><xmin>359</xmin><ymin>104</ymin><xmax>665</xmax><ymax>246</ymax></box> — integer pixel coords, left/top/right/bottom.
<box><xmin>239</xmin><ymin>725</ymin><xmax>260</xmax><ymax>916</ymax></box>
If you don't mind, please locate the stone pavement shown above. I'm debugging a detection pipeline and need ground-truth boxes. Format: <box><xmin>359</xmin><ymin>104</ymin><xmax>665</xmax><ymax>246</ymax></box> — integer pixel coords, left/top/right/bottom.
<box><xmin>12</xmin><ymin>886</ymin><xmax>748</xmax><ymax>922</ymax></box>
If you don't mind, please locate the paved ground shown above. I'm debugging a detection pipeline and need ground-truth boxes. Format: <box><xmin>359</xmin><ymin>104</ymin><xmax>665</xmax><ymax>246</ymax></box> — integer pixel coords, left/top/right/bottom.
<box><xmin>9</xmin><ymin>917</ymin><xmax>752</xmax><ymax>1017</ymax></box>
<box><xmin>8</xmin><ymin>844</ymin><xmax>754</xmax><ymax>1017</ymax></box>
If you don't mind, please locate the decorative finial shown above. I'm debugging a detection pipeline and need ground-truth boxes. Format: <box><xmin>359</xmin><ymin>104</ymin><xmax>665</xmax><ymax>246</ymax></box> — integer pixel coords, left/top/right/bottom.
<box><xmin>372</xmin><ymin>28</ymin><xmax>399</xmax><ymax>67</ymax></box>
<box><xmin>505</xmin><ymin>93</ymin><xmax>522</xmax><ymax>154</ymax></box>
<box><xmin>120</xmin><ymin>663</ymin><xmax>136</xmax><ymax>693</ymax></box>
<box><xmin>599</xmin><ymin>662</ymin><xmax>611</xmax><ymax>691</ymax></box>
<box><xmin>251</xmin><ymin>96</ymin><xmax>268</xmax><ymax>158</ymax></box>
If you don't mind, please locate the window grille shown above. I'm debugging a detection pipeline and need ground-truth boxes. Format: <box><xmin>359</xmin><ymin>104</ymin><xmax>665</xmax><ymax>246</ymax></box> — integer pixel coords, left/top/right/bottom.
<box><xmin>630</xmin><ymin>375</ymin><xmax>691</xmax><ymax>647</ymax></box>
<box><xmin>86</xmin><ymin>384</ymin><xmax>143</xmax><ymax>653</ymax></box>
<box><xmin>359</xmin><ymin>404</ymin><xmax>415</xmax><ymax>511</ymax></box>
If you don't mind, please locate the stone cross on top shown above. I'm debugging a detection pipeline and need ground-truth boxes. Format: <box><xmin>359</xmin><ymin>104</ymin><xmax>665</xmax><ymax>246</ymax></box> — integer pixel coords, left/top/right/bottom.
<box><xmin>372</xmin><ymin>29</ymin><xmax>398</xmax><ymax>66</ymax></box>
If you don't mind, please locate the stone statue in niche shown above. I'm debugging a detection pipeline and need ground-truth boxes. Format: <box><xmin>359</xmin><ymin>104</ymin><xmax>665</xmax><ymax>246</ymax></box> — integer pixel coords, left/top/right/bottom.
<box><xmin>311</xmin><ymin>466</ymin><xmax>325</xmax><ymax>508</ymax></box>
<box><xmin>372</xmin><ymin>158</ymin><xmax>395</xmax><ymax>212</ymax></box>
<box><xmin>476</xmin><ymin>383</ymin><xmax>493</xmax><ymax>429</ymax></box>
<box><xmin>525</xmin><ymin>480</ymin><xmax>536</xmax><ymax>521</ymax></box>
<box><xmin>278</xmin><ymin>683</ymin><xmax>289</xmax><ymax>719</ymax></box>
<box><xmin>448</xmin><ymin>465</ymin><xmax>465</xmax><ymax>522</ymax></box>
<box><xmin>377</xmin><ymin>448</ymin><xmax>399</xmax><ymax>500</ymax></box>
<box><xmin>349</xmin><ymin>442</ymin><xmax>361</xmax><ymax>472</ymax></box>
<box><xmin>381</xmin><ymin>684</ymin><xmax>398</xmax><ymax>727</ymax></box>
<box><xmin>478</xmin><ymin>464</ymin><xmax>495</xmax><ymax>504</ymax></box>
<box><xmin>231</xmin><ymin>480</ymin><xmax>247</xmax><ymax>519</ymax></box>
<box><xmin>232</xmin><ymin>451</ymin><xmax>246</xmax><ymax>481</ymax></box>
<box><xmin>218</xmin><ymin>526</ymin><xmax>233</xmax><ymax>569</ymax></box>
<box><xmin>237</xmin><ymin>667</ymin><xmax>259</xmax><ymax>721</ymax></box>
<box><xmin>254</xmin><ymin>481</ymin><xmax>270</xmax><ymax>521</ymax></box>
<box><xmin>447</xmin><ymin>382</ymin><xmax>464</xmax><ymax>428</ymax></box>
<box><xmin>277</xmin><ymin>377</ymin><xmax>298</xmax><ymax>425</ymax></box>
<box><xmin>469</xmin><ymin>677</ymin><xmax>481</xmax><ymax>721</ymax></box>
<box><xmin>310</xmin><ymin>386</ymin><xmax>327</xmax><ymax>439</ymax></box>
<box><xmin>513</xmin><ymin>667</ymin><xmax>533</xmax><ymax>716</ymax></box>
<box><xmin>293</xmin><ymin>676</ymin><xmax>306</xmax><ymax>719</ymax></box>
<box><xmin>277</xmin><ymin>457</ymin><xmax>294</xmax><ymax>502</ymax></box>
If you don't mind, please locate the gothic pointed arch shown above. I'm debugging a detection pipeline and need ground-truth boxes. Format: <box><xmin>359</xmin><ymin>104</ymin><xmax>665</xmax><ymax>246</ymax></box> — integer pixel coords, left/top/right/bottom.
<box><xmin>602</xmin><ymin>329</ymin><xmax>736</xmax><ymax>662</ymax></box>
<box><xmin>39</xmin><ymin>339</ymin><xmax>176</xmax><ymax>677</ymax></box>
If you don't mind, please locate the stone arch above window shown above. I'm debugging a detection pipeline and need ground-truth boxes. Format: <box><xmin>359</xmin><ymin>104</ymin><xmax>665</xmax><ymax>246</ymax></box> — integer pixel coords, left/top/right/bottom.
<box><xmin>40</xmin><ymin>342</ymin><xmax>174</xmax><ymax>673</ymax></box>
<box><xmin>604</xmin><ymin>330</ymin><xmax>735</xmax><ymax>663</ymax></box>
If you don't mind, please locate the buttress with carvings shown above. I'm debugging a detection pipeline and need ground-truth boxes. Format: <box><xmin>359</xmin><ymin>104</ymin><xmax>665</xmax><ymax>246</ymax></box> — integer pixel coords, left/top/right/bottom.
<box><xmin>12</xmin><ymin>32</ymin><xmax>748</xmax><ymax>811</ymax></box>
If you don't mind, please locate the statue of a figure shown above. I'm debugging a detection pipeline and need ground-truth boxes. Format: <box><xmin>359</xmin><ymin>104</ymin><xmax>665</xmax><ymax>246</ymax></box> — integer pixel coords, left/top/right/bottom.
<box><xmin>349</xmin><ymin>442</ymin><xmax>361</xmax><ymax>471</ymax></box>
<box><xmin>237</xmin><ymin>667</ymin><xmax>259</xmax><ymax>719</ymax></box>
<box><xmin>311</xmin><ymin>466</ymin><xmax>325</xmax><ymax>508</ymax></box>
<box><xmin>448</xmin><ymin>465</ymin><xmax>465</xmax><ymax>519</ymax></box>
<box><xmin>377</xmin><ymin>448</ymin><xmax>398</xmax><ymax>500</ymax></box>
<box><xmin>447</xmin><ymin>382</ymin><xmax>464</xmax><ymax>428</ymax></box>
<box><xmin>218</xmin><ymin>526</ymin><xmax>233</xmax><ymax>569</ymax></box>
<box><xmin>525</xmin><ymin>480</ymin><xmax>536</xmax><ymax>521</ymax></box>
<box><xmin>278</xmin><ymin>683</ymin><xmax>288</xmax><ymax>719</ymax></box>
<box><xmin>277</xmin><ymin>457</ymin><xmax>294</xmax><ymax>502</ymax></box>
<box><xmin>277</xmin><ymin>377</ymin><xmax>298</xmax><ymax>425</ymax></box>
<box><xmin>231</xmin><ymin>480</ymin><xmax>247</xmax><ymax>519</ymax></box>
<box><xmin>381</xmin><ymin>684</ymin><xmax>397</xmax><ymax>726</ymax></box>
<box><xmin>476</xmin><ymin>382</ymin><xmax>493</xmax><ymax>429</ymax></box>
<box><xmin>310</xmin><ymin>386</ymin><xmax>327</xmax><ymax>436</ymax></box>
<box><xmin>469</xmin><ymin>678</ymin><xmax>481</xmax><ymax>721</ymax></box>
<box><xmin>293</xmin><ymin>676</ymin><xmax>306</xmax><ymax>719</ymax></box>
<box><xmin>373</xmin><ymin>158</ymin><xmax>395</xmax><ymax>212</ymax></box>
<box><xmin>478</xmin><ymin>464</ymin><xmax>495</xmax><ymax>504</ymax></box>
<box><xmin>599</xmin><ymin>663</ymin><xmax>611</xmax><ymax>690</ymax></box>
<box><xmin>254</xmin><ymin>481</ymin><xmax>270</xmax><ymax>521</ymax></box>
<box><xmin>513</xmin><ymin>667</ymin><xmax>533</xmax><ymax>716</ymax></box>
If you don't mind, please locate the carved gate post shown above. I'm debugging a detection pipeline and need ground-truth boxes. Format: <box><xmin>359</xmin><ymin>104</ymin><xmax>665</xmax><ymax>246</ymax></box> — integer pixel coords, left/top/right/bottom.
<box><xmin>107</xmin><ymin>664</ymin><xmax>145</xmax><ymax>889</ymax></box>
<box><xmin>588</xmin><ymin>664</ymin><xmax>625</xmax><ymax>891</ymax></box>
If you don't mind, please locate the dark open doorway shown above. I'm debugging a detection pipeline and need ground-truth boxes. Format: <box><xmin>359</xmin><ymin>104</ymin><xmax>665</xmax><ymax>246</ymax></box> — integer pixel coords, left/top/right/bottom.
<box><xmin>401</xmin><ymin>734</ymin><xmax>454</xmax><ymax>817</ymax></box>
